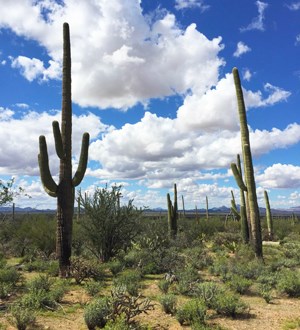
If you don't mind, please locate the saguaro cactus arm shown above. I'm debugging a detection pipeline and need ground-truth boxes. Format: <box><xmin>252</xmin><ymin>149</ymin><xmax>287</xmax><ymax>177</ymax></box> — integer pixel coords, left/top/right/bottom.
<box><xmin>231</xmin><ymin>163</ymin><xmax>247</xmax><ymax>192</ymax></box>
<box><xmin>72</xmin><ymin>132</ymin><xmax>90</xmax><ymax>187</ymax></box>
<box><xmin>52</xmin><ymin>121</ymin><xmax>64</xmax><ymax>159</ymax></box>
<box><xmin>38</xmin><ymin>136</ymin><xmax>58</xmax><ymax>197</ymax></box>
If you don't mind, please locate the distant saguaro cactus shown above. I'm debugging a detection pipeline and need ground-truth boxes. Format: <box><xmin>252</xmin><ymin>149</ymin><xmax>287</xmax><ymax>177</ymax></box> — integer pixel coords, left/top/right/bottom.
<box><xmin>38</xmin><ymin>23</ymin><xmax>90</xmax><ymax>276</ymax></box>
<box><xmin>231</xmin><ymin>67</ymin><xmax>262</xmax><ymax>258</ymax></box>
<box><xmin>264</xmin><ymin>190</ymin><xmax>273</xmax><ymax>241</ymax></box>
<box><xmin>167</xmin><ymin>183</ymin><xmax>178</xmax><ymax>239</ymax></box>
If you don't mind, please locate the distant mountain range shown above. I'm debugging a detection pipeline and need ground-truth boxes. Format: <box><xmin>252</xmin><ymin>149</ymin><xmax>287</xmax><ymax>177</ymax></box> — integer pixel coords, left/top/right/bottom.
<box><xmin>0</xmin><ymin>205</ymin><xmax>299</xmax><ymax>215</ymax></box>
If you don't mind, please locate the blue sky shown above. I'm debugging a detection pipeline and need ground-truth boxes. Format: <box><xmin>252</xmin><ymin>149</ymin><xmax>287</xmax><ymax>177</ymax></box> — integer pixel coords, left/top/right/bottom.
<box><xmin>0</xmin><ymin>0</ymin><xmax>300</xmax><ymax>210</ymax></box>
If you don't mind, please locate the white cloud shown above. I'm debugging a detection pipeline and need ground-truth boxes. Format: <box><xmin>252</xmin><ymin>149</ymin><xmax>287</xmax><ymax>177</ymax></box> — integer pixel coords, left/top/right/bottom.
<box><xmin>243</xmin><ymin>68</ymin><xmax>252</xmax><ymax>81</ymax></box>
<box><xmin>240</xmin><ymin>1</ymin><xmax>268</xmax><ymax>32</ymax></box>
<box><xmin>256</xmin><ymin>163</ymin><xmax>300</xmax><ymax>188</ymax></box>
<box><xmin>286</xmin><ymin>2</ymin><xmax>300</xmax><ymax>10</ymax></box>
<box><xmin>233</xmin><ymin>41</ymin><xmax>251</xmax><ymax>57</ymax></box>
<box><xmin>174</xmin><ymin>0</ymin><xmax>210</xmax><ymax>11</ymax></box>
<box><xmin>295</xmin><ymin>34</ymin><xmax>300</xmax><ymax>45</ymax></box>
<box><xmin>0</xmin><ymin>0</ymin><xmax>224</xmax><ymax>110</ymax></box>
<box><xmin>0</xmin><ymin>109</ymin><xmax>109</xmax><ymax>176</ymax></box>
<box><xmin>245</xmin><ymin>83</ymin><xmax>291</xmax><ymax>107</ymax></box>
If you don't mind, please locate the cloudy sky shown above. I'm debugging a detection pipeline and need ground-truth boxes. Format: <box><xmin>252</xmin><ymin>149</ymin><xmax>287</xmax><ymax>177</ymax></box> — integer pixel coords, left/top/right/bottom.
<box><xmin>0</xmin><ymin>0</ymin><xmax>300</xmax><ymax>210</ymax></box>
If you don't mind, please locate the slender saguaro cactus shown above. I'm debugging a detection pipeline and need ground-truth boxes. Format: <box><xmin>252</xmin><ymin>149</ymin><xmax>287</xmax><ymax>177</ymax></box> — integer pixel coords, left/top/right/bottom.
<box><xmin>205</xmin><ymin>196</ymin><xmax>209</xmax><ymax>220</ymax></box>
<box><xmin>231</xmin><ymin>154</ymin><xmax>249</xmax><ymax>243</ymax></box>
<box><xmin>264</xmin><ymin>190</ymin><xmax>274</xmax><ymax>241</ymax></box>
<box><xmin>182</xmin><ymin>195</ymin><xmax>186</xmax><ymax>218</ymax></box>
<box><xmin>38</xmin><ymin>23</ymin><xmax>90</xmax><ymax>276</ymax></box>
<box><xmin>167</xmin><ymin>183</ymin><xmax>178</xmax><ymax>239</ymax></box>
<box><xmin>231</xmin><ymin>67</ymin><xmax>262</xmax><ymax>258</ymax></box>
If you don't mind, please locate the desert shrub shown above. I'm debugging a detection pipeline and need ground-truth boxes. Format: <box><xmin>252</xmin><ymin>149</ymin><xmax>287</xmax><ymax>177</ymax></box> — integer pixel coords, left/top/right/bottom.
<box><xmin>225</xmin><ymin>274</ymin><xmax>252</xmax><ymax>294</ymax></box>
<box><xmin>113</xmin><ymin>270</ymin><xmax>142</xmax><ymax>296</ymax></box>
<box><xmin>159</xmin><ymin>294</ymin><xmax>177</xmax><ymax>314</ymax></box>
<box><xmin>109</xmin><ymin>260</ymin><xmax>124</xmax><ymax>276</ymax></box>
<box><xmin>176</xmin><ymin>298</ymin><xmax>207</xmax><ymax>326</ymax></box>
<box><xmin>24</xmin><ymin>259</ymin><xmax>59</xmax><ymax>276</ymax></box>
<box><xmin>84</xmin><ymin>297</ymin><xmax>111</xmax><ymax>330</ymax></box>
<box><xmin>20</xmin><ymin>276</ymin><xmax>67</xmax><ymax>310</ymax></box>
<box><xmin>192</xmin><ymin>282</ymin><xmax>224</xmax><ymax>308</ymax></box>
<box><xmin>209</xmin><ymin>254</ymin><xmax>231</xmax><ymax>281</ymax></box>
<box><xmin>258</xmin><ymin>283</ymin><xmax>273</xmax><ymax>303</ymax></box>
<box><xmin>69</xmin><ymin>257</ymin><xmax>105</xmax><ymax>284</ymax></box>
<box><xmin>277</xmin><ymin>269</ymin><xmax>300</xmax><ymax>297</ymax></box>
<box><xmin>103</xmin><ymin>314</ymin><xmax>130</xmax><ymax>329</ymax></box>
<box><xmin>85</xmin><ymin>281</ymin><xmax>103</xmax><ymax>297</ymax></box>
<box><xmin>211</xmin><ymin>290</ymin><xmax>249</xmax><ymax>317</ymax></box>
<box><xmin>176</xmin><ymin>265</ymin><xmax>201</xmax><ymax>295</ymax></box>
<box><xmin>0</xmin><ymin>282</ymin><xmax>13</xmax><ymax>299</ymax></box>
<box><xmin>158</xmin><ymin>279</ymin><xmax>171</xmax><ymax>294</ymax></box>
<box><xmin>9</xmin><ymin>303</ymin><xmax>36</xmax><ymax>330</ymax></box>
<box><xmin>211</xmin><ymin>232</ymin><xmax>241</xmax><ymax>253</ymax></box>
<box><xmin>0</xmin><ymin>267</ymin><xmax>20</xmax><ymax>285</ymax></box>
<box><xmin>182</xmin><ymin>246</ymin><xmax>213</xmax><ymax>270</ymax></box>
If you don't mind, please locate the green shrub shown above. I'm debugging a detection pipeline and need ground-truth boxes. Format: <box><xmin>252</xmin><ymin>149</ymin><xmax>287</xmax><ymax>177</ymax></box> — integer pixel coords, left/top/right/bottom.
<box><xmin>192</xmin><ymin>282</ymin><xmax>224</xmax><ymax>308</ymax></box>
<box><xmin>85</xmin><ymin>281</ymin><xmax>103</xmax><ymax>296</ymax></box>
<box><xmin>9</xmin><ymin>304</ymin><xmax>36</xmax><ymax>330</ymax></box>
<box><xmin>0</xmin><ymin>282</ymin><xmax>13</xmax><ymax>299</ymax></box>
<box><xmin>176</xmin><ymin>299</ymin><xmax>207</xmax><ymax>326</ymax></box>
<box><xmin>159</xmin><ymin>294</ymin><xmax>177</xmax><ymax>315</ymax></box>
<box><xmin>158</xmin><ymin>279</ymin><xmax>171</xmax><ymax>294</ymax></box>
<box><xmin>113</xmin><ymin>270</ymin><xmax>142</xmax><ymax>296</ymax></box>
<box><xmin>277</xmin><ymin>269</ymin><xmax>300</xmax><ymax>297</ymax></box>
<box><xmin>258</xmin><ymin>283</ymin><xmax>273</xmax><ymax>303</ymax></box>
<box><xmin>27</xmin><ymin>274</ymin><xmax>53</xmax><ymax>292</ymax></box>
<box><xmin>109</xmin><ymin>260</ymin><xmax>124</xmax><ymax>276</ymax></box>
<box><xmin>0</xmin><ymin>267</ymin><xmax>20</xmax><ymax>285</ymax></box>
<box><xmin>176</xmin><ymin>266</ymin><xmax>200</xmax><ymax>295</ymax></box>
<box><xmin>225</xmin><ymin>274</ymin><xmax>252</xmax><ymax>294</ymax></box>
<box><xmin>84</xmin><ymin>297</ymin><xmax>111</xmax><ymax>330</ymax></box>
<box><xmin>211</xmin><ymin>290</ymin><xmax>249</xmax><ymax>317</ymax></box>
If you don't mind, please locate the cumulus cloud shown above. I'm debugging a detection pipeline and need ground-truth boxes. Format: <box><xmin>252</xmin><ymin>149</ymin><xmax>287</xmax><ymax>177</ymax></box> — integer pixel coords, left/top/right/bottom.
<box><xmin>240</xmin><ymin>1</ymin><xmax>268</xmax><ymax>32</ymax></box>
<box><xmin>174</xmin><ymin>0</ymin><xmax>210</xmax><ymax>11</ymax></box>
<box><xmin>0</xmin><ymin>108</ymin><xmax>109</xmax><ymax>176</ymax></box>
<box><xmin>0</xmin><ymin>0</ymin><xmax>223</xmax><ymax>110</ymax></box>
<box><xmin>256</xmin><ymin>163</ymin><xmax>300</xmax><ymax>188</ymax></box>
<box><xmin>233</xmin><ymin>41</ymin><xmax>251</xmax><ymax>57</ymax></box>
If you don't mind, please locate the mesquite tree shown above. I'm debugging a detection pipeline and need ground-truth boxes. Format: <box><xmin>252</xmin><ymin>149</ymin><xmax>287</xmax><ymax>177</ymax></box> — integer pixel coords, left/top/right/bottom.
<box><xmin>231</xmin><ymin>67</ymin><xmax>263</xmax><ymax>258</ymax></box>
<box><xmin>38</xmin><ymin>23</ymin><xmax>90</xmax><ymax>276</ymax></box>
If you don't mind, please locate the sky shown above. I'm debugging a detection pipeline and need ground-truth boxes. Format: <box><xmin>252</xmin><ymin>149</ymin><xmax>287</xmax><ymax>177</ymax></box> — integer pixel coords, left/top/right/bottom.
<box><xmin>0</xmin><ymin>0</ymin><xmax>300</xmax><ymax>211</ymax></box>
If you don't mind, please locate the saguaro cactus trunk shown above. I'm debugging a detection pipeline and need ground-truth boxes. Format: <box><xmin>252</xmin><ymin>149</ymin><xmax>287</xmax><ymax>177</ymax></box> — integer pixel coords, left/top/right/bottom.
<box><xmin>38</xmin><ymin>23</ymin><xmax>90</xmax><ymax>276</ymax></box>
<box><xmin>231</xmin><ymin>67</ymin><xmax>262</xmax><ymax>258</ymax></box>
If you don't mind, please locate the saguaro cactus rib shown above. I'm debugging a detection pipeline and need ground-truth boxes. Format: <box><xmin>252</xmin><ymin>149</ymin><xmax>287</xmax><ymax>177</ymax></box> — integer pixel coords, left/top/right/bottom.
<box><xmin>232</xmin><ymin>67</ymin><xmax>262</xmax><ymax>257</ymax></box>
<box><xmin>38</xmin><ymin>23</ymin><xmax>90</xmax><ymax>276</ymax></box>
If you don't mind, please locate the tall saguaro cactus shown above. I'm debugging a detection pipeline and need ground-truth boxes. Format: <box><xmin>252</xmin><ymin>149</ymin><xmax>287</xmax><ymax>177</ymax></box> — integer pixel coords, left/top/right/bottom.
<box><xmin>231</xmin><ymin>67</ymin><xmax>262</xmax><ymax>258</ymax></box>
<box><xmin>167</xmin><ymin>183</ymin><xmax>178</xmax><ymax>239</ymax></box>
<box><xmin>38</xmin><ymin>23</ymin><xmax>90</xmax><ymax>276</ymax></box>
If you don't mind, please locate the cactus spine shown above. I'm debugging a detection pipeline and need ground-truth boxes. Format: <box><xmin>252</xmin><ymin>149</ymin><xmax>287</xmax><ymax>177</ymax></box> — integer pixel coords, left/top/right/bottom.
<box><xmin>264</xmin><ymin>190</ymin><xmax>273</xmax><ymax>240</ymax></box>
<box><xmin>38</xmin><ymin>23</ymin><xmax>90</xmax><ymax>276</ymax></box>
<box><xmin>167</xmin><ymin>183</ymin><xmax>178</xmax><ymax>239</ymax></box>
<box><xmin>231</xmin><ymin>67</ymin><xmax>262</xmax><ymax>258</ymax></box>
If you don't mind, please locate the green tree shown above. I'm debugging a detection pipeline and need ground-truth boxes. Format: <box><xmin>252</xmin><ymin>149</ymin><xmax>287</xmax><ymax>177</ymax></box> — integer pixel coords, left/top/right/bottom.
<box><xmin>78</xmin><ymin>186</ymin><xmax>143</xmax><ymax>262</ymax></box>
<box><xmin>0</xmin><ymin>178</ymin><xmax>26</xmax><ymax>207</ymax></box>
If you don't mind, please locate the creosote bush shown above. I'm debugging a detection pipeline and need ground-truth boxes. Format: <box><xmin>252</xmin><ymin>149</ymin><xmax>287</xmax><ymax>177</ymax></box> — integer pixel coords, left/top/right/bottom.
<box><xmin>159</xmin><ymin>294</ymin><xmax>177</xmax><ymax>315</ymax></box>
<box><xmin>176</xmin><ymin>298</ymin><xmax>207</xmax><ymax>326</ymax></box>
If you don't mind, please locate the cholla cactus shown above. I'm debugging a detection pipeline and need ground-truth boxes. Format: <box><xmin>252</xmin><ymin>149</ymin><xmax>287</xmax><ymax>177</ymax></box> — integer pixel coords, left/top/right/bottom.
<box><xmin>38</xmin><ymin>23</ymin><xmax>90</xmax><ymax>276</ymax></box>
